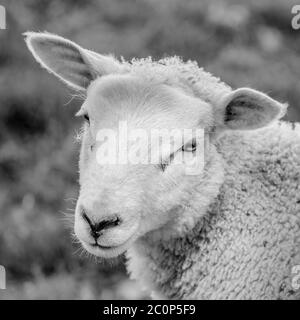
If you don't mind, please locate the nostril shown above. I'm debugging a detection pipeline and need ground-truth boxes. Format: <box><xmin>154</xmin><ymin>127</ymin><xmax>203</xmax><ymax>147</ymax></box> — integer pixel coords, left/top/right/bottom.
<box><xmin>93</xmin><ymin>217</ymin><xmax>121</xmax><ymax>233</ymax></box>
<box><xmin>81</xmin><ymin>208</ymin><xmax>93</xmax><ymax>227</ymax></box>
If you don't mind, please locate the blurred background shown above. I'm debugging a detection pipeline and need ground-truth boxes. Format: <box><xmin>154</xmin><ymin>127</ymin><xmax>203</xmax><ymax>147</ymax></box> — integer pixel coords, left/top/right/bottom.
<box><xmin>0</xmin><ymin>0</ymin><xmax>300</xmax><ymax>299</ymax></box>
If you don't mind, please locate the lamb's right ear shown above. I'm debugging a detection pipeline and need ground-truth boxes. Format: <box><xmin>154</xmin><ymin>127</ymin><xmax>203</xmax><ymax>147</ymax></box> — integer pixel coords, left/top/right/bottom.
<box><xmin>24</xmin><ymin>32</ymin><xmax>122</xmax><ymax>91</ymax></box>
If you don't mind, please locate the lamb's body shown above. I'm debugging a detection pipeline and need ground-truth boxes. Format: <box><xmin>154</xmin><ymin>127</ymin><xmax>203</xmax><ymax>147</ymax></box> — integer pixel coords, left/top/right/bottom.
<box><xmin>127</xmin><ymin>122</ymin><xmax>300</xmax><ymax>299</ymax></box>
<box><xmin>25</xmin><ymin>32</ymin><xmax>300</xmax><ymax>300</ymax></box>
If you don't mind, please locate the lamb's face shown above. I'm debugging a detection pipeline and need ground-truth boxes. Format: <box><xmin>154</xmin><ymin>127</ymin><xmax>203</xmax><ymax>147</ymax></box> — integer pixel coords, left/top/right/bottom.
<box><xmin>74</xmin><ymin>75</ymin><xmax>213</xmax><ymax>258</ymax></box>
<box><xmin>25</xmin><ymin>32</ymin><xmax>287</xmax><ymax>259</ymax></box>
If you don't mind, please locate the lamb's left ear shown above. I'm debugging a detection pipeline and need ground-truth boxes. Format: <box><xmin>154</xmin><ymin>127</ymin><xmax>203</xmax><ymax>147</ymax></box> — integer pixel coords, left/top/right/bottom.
<box><xmin>24</xmin><ymin>32</ymin><xmax>122</xmax><ymax>91</ymax></box>
<box><xmin>218</xmin><ymin>88</ymin><xmax>287</xmax><ymax>130</ymax></box>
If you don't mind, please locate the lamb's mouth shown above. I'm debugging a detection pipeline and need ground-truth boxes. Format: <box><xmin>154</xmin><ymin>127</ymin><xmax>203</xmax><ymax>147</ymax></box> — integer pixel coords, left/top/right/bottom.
<box><xmin>81</xmin><ymin>235</ymin><xmax>137</xmax><ymax>258</ymax></box>
<box><xmin>90</xmin><ymin>242</ymin><xmax>118</xmax><ymax>250</ymax></box>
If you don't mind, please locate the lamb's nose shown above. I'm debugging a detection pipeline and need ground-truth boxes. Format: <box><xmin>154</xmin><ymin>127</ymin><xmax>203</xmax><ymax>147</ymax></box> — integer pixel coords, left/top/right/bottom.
<box><xmin>81</xmin><ymin>208</ymin><xmax>121</xmax><ymax>240</ymax></box>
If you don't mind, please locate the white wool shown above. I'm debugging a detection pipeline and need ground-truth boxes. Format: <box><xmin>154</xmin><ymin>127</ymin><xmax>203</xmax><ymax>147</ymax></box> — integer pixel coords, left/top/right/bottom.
<box><xmin>25</xmin><ymin>32</ymin><xmax>300</xmax><ymax>300</ymax></box>
<box><xmin>125</xmin><ymin>56</ymin><xmax>232</xmax><ymax>104</ymax></box>
<box><xmin>127</xmin><ymin>122</ymin><xmax>300</xmax><ymax>300</ymax></box>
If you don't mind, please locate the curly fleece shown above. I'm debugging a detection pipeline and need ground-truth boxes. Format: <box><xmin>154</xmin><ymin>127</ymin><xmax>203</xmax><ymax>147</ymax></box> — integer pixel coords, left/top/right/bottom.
<box><xmin>127</xmin><ymin>121</ymin><xmax>300</xmax><ymax>300</ymax></box>
<box><xmin>25</xmin><ymin>33</ymin><xmax>300</xmax><ymax>299</ymax></box>
<box><xmin>123</xmin><ymin>57</ymin><xmax>299</xmax><ymax>300</ymax></box>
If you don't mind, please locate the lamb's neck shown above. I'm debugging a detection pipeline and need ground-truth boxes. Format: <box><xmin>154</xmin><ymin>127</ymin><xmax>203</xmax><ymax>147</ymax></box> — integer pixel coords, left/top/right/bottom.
<box><xmin>126</xmin><ymin>200</ymin><xmax>221</xmax><ymax>299</ymax></box>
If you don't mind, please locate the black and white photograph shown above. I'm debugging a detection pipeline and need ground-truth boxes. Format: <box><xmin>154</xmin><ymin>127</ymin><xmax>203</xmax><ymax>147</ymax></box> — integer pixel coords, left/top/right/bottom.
<box><xmin>0</xmin><ymin>0</ymin><xmax>300</xmax><ymax>303</ymax></box>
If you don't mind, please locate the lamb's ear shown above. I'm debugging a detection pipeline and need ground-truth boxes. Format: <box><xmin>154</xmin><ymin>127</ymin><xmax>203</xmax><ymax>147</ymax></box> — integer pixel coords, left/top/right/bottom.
<box><xmin>218</xmin><ymin>88</ymin><xmax>287</xmax><ymax>130</ymax></box>
<box><xmin>24</xmin><ymin>32</ymin><xmax>122</xmax><ymax>91</ymax></box>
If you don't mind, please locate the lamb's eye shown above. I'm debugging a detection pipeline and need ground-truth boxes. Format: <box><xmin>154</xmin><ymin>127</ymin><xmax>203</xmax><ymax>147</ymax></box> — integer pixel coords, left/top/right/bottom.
<box><xmin>182</xmin><ymin>139</ymin><xmax>197</xmax><ymax>152</ymax></box>
<box><xmin>84</xmin><ymin>114</ymin><xmax>90</xmax><ymax>125</ymax></box>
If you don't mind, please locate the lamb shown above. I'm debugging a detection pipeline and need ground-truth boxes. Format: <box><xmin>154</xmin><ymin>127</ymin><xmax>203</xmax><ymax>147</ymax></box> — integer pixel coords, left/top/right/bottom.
<box><xmin>24</xmin><ymin>32</ymin><xmax>300</xmax><ymax>300</ymax></box>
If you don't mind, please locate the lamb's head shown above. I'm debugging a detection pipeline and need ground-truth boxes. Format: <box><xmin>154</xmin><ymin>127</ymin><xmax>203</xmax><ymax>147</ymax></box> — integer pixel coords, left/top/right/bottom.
<box><xmin>25</xmin><ymin>32</ymin><xmax>287</xmax><ymax>258</ymax></box>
